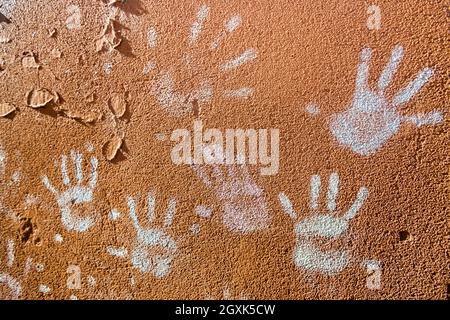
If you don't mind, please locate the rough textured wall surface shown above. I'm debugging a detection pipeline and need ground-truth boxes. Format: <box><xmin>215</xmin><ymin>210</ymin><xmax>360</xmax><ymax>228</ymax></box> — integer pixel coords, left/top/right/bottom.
<box><xmin>0</xmin><ymin>0</ymin><xmax>448</xmax><ymax>300</ymax></box>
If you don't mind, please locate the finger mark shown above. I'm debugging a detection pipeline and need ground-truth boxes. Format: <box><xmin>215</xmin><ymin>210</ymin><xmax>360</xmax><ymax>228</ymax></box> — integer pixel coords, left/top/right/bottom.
<box><xmin>344</xmin><ymin>187</ymin><xmax>369</xmax><ymax>220</ymax></box>
<box><xmin>355</xmin><ymin>47</ymin><xmax>372</xmax><ymax>93</ymax></box>
<box><xmin>392</xmin><ymin>68</ymin><xmax>433</xmax><ymax>107</ymax></box>
<box><xmin>402</xmin><ymin>111</ymin><xmax>443</xmax><ymax>127</ymax></box>
<box><xmin>88</xmin><ymin>156</ymin><xmax>98</xmax><ymax>189</ymax></box>
<box><xmin>378</xmin><ymin>45</ymin><xmax>404</xmax><ymax>91</ymax></box>
<box><xmin>41</xmin><ymin>176</ymin><xmax>58</xmax><ymax>194</ymax></box>
<box><xmin>220</xmin><ymin>48</ymin><xmax>257</xmax><ymax>72</ymax></box>
<box><xmin>326</xmin><ymin>173</ymin><xmax>339</xmax><ymax>212</ymax></box>
<box><xmin>164</xmin><ymin>198</ymin><xmax>176</xmax><ymax>227</ymax></box>
<box><xmin>127</xmin><ymin>196</ymin><xmax>141</xmax><ymax>231</ymax></box>
<box><xmin>72</xmin><ymin>151</ymin><xmax>83</xmax><ymax>184</ymax></box>
<box><xmin>310</xmin><ymin>175</ymin><xmax>321</xmax><ymax>210</ymax></box>
<box><xmin>278</xmin><ymin>192</ymin><xmax>296</xmax><ymax>219</ymax></box>
<box><xmin>61</xmin><ymin>155</ymin><xmax>70</xmax><ymax>186</ymax></box>
<box><xmin>190</xmin><ymin>4</ymin><xmax>209</xmax><ymax>44</ymax></box>
<box><xmin>146</xmin><ymin>192</ymin><xmax>156</xmax><ymax>223</ymax></box>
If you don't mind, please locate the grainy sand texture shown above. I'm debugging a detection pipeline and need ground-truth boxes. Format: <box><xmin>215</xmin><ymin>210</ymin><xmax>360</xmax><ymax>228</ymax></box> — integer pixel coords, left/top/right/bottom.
<box><xmin>0</xmin><ymin>0</ymin><xmax>448</xmax><ymax>300</ymax></box>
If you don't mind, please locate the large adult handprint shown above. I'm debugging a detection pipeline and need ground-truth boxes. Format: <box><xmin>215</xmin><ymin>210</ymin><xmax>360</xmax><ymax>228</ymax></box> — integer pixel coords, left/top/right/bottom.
<box><xmin>41</xmin><ymin>146</ymin><xmax>98</xmax><ymax>232</ymax></box>
<box><xmin>330</xmin><ymin>45</ymin><xmax>443</xmax><ymax>156</ymax></box>
<box><xmin>149</xmin><ymin>4</ymin><xmax>257</xmax><ymax>117</ymax></box>
<box><xmin>279</xmin><ymin>173</ymin><xmax>368</xmax><ymax>275</ymax></box>
<box><xmin>194</xmin><ymin>163</ymin><xmax>271</xmax><ymax>234</ymax></box>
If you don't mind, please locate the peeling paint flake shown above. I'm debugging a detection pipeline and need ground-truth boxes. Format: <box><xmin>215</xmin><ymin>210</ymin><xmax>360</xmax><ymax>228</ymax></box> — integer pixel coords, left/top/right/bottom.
<box><xmin>26</xmin><ymin>88</ymin><xmax>59</xmax><ymax>108</ymax></box>
<box><xmin>108</xmin><ymin>93</ymin><xmax>127</xmax><ymax>118</ymax></box>
<box><xmin>61</xmin><ymin>109</ymin><xmax>102</xmax><ymax>123</ymax></box>
<box><xmin>103</xmin><ymin>135</ymin><xmax>123</xmax><ymax>161</ymax></box>
<box><xmin>0</xmin><ymin>103</ymin><xmax>16</xmax><ymax>117</ymax></box>
<box><xmin>96</xmin><ymin>19</ymin><xmax>122</xmax><ymax>53</ymax></box>
<box><xmin>21</xmin><ymin>51</ymin><xmax>40</xmax><ymax>69</ymax></box>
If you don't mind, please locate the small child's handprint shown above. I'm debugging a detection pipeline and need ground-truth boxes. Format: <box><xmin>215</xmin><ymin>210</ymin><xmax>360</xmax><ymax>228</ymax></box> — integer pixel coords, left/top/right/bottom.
<box><xmin>279</xmin><ymin>173</ymin><xmax>368</xmax><ymax>275</ymax></box>
<box><xmin>41</xmin><ymin>146</ymin><xmax>98</xmax><ymax>233</ymax></box>
<box><xmin>107</xmin><ymin>192</ymin><xmax>178</xmax><ymax>278</ymax></box>
<box><xmin>194</xmin><ymin>163</ymin><xmax>271</xmax><ymax>234</ymax></box>
<box><xmin>330</xmin><ymin>45</ymin><xmax>443</xmax><ymax>156</ymax></box>
<box><xmin>127</xmin><ymin>192</ymin><xmax>177</xmax><ymax>278</ymax></box>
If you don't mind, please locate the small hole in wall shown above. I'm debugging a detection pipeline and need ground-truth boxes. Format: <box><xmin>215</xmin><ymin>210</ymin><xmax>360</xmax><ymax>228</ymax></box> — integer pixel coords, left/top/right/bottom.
<box><xmin>399</xmin><ymin>231</ymin><xmax>410</xmax><ymax>242</ymax></box>
<box><xmin>33</xmin><ymin>237</ymin><xmax>42</xmax><ymax>246</ymax></box>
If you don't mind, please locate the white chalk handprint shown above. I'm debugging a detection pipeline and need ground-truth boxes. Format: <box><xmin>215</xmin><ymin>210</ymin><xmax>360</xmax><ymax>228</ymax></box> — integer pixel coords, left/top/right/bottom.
<box><xmin>128</xmin><ymin>193</ymin><xmax>177</xmax><ymax>278</ymax></box>
<box><xmin>153</xmin><ymin>72</ymin><xmax>213</xmax><ymax>117</ymax></box>
<box><xmin>330</xmin><ymin>45</ymin><xmax>443</xmax><ymax>156</ymax></box>
<box><xmin>148</xmin><ymin>4</ymin><xmax>257</xmax><ymax>117</ymax></box>
<box><xmin>279</xmin><ymin>173</ymin><xmax>368</xmax><ymax>275</ymax></box>
<box><xmin>41</xmin><ymin>147</ymin><xmax>98</xmax><ymax>232</ymax></box>
<box><xmin>107</xmin><ymin>192</ymin><xmax>178</xmax><ymax>278</ymax></box>
<box><xmin>0</xmin><ymin>240</ymin><xmax>22</xmax><ymax>300</ymax></box>
<box><xmin>194</xmin><ymin>163</ymin><xmax>270</xmax><ymax>234</ymax></box>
